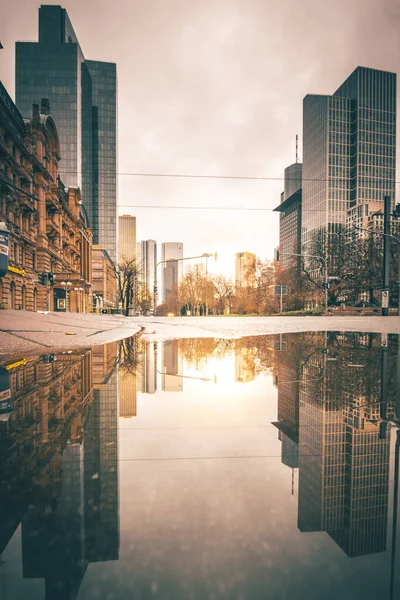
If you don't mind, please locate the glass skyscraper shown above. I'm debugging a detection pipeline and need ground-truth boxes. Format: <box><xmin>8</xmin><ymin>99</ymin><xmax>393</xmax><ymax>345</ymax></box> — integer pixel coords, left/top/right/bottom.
<box><xmin>302</xmin><ymin>67</ymin><xmax>396</xmax><ymax>256</ymax></box>
<box><xmin>16</xmin><ymin>5</ymin><xmax>117</xmax><ymax>260</ymax></box>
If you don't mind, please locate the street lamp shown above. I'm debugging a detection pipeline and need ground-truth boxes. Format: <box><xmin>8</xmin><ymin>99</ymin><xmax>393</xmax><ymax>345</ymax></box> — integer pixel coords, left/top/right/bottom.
<box><xmin>60</xmin><ymin>281</ymin><xmax>72</xmax><ymax>312</ymax></box>
<box><xmin>74</xmin><ymin>286</ymin><xmax>84</xmax><ymax>313</ymax></box>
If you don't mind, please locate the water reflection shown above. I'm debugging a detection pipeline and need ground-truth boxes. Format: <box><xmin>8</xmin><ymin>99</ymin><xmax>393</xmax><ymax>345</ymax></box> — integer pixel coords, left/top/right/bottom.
<box><xmin>0</xmin><ymin>332</ymin><xmax>399</xmax><ymax>599</ymax></box>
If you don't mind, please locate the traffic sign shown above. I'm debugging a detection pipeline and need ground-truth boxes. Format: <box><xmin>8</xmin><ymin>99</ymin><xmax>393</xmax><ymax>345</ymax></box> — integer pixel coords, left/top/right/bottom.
<box><xmin>382</xmin><ymin>289</ymin><xmax>389</xmax><ymax>309</ymax></box>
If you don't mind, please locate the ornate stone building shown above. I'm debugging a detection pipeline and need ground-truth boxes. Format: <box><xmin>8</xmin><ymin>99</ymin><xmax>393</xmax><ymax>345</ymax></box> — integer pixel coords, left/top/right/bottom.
<box><xmin>0</xmin><ymin>83</ymin><xmax>92</xmax><ymax>311</ymax></box>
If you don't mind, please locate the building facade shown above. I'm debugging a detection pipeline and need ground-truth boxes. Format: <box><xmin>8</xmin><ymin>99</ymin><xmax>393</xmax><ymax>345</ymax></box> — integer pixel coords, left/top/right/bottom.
<box><xmin>274</xmin><ymin>163</ymin><xmax>302</xmax><ymax>270</ymax></box>
<box><xmin>118</xmin><ymin>215</ymin><xmax>136</xmax><ymax>262</ymax></box>
<box><xmin>16</xmin><ymin>5</ymin><xmax>117</xmax><ymax>260</ymax></box>
<box><xmin>0</xmin><ymin>84</ymin><xmax>92</xmax><ymax>312</ymax></box>
<box><xmin>161</xmin><ymin>242</ymin><xmax>183</xmax><ymax>303</ymax></box>
<box><xmin>92</xmin><ymin>245</ymin><xmax>117</xmax><ymax>310</ymax></box>
<box><xmin>302</xmin><ymin>67</ymin><xmax>396</xmax><ymax>265</ymax></box>
<box><xmin>137</xmin><ymin>239</ymin><xmax>157</xmax><ymax>309</ymax></box>
<box><xmin>235</xmin><ymin>252</ymin><xmax>256</xmax><ymax>287</ymax></box>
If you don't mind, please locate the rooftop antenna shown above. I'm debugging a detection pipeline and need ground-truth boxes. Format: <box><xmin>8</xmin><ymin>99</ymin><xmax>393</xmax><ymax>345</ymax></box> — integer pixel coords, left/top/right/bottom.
<box><xmin>295</xmin><ymin>134</ymin><xmax>299</xmax><ymax>164</ymax></box>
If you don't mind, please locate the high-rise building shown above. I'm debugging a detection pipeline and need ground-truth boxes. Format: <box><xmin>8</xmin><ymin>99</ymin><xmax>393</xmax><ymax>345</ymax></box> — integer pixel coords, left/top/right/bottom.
<box><xmin>235</xmin><ymin>252</ymin><xmax>256</xmax><ymax>287</ymax></box>
<box><xmin>118</xmin><ymin>215</ymin><xmax>136</xmax><ymax>262</ymax></box>
<box><xmin>302</xmin><ymin>67</ymin><xmax>396</xmax><ymax>263</ymax></box>
<box><xmin>16</xmin><ymin>5</ymin><xmax>117</xmax><ymax>260</ymax></box>
<box><xmin>137</xmin><ymin>340</ymin><xmax>157</xmax><ymax>394</ymax></box>
<box><xmin>274</xmin><ymin>163</ymin><xmax>302</xmax><ymax>270</ymax></box>
<box><xmin>161</xmin><ymin>242</ymin><xmax>183</xmax><ymax>303</ymax></box>
<box><xmin>137</xmin><ymin>240</ymin><xmax>157</xmax><ymax>307</ymax></box>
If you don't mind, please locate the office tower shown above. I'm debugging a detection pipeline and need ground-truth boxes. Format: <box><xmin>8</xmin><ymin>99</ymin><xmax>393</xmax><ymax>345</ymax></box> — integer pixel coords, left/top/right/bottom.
<box><xmin>88</xmin><ymin>60</ymin><xmax>117</xmax><ymax>260</ymax></box>
<box><xmin>161</xmin><ymin>242</ymin><xmax>183</xmax><ymax>303</ymax></box>
<box><xmin>302</xmin><ymin>67</ymin><xmax>396</xmax><ymax>262</ymax></box>
<box><xmin>161</xmin><ymin>340</ymin><xmax>183</xmax><ymax>392</ymax></box>
<box><xmin>273</xmin><ymin>163</ymin><xmax>302</xmax><ymax>270</ymax></box>
<box><xmin>16</xmin><ymin>5</ymin><xmax>117</xmax><ymax>260</ymax></box>
<box><xmin>235</xmin><ymin>252</ymin><xmax>256</xmax><ymax>287</ymax></box>
<box><xmin>137</xmin><ymin>240</ymin><xmax>157</xmax><ymax>307</ymax></box>
<box><xmin>118</xmin><ymin>215</ymin><xmax>137</xmax><ymax>262</ymax></box>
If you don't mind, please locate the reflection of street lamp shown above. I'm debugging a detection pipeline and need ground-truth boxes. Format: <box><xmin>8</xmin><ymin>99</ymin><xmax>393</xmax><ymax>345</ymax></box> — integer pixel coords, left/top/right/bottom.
<box><xmin>60</xmin><ymin>281</ymin><xmax>71</xmax><ymax>312</ymax></box>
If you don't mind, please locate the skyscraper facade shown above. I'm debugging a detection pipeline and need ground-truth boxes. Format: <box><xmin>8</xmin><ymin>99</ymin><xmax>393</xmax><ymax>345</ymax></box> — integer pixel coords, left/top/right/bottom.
<box><xmin>274</xmin><ymin>163</ymin><xmax>302</xmax><ymax>270</ymax></box>
<box><xmin>118</xmin><ymin>215</ymin><xmax>136</xmax><ymax>262</ymax></box>
<box><xmin>161</xmin><ymin>242</ymin><xmax>183</xmax><ymax>303</ymax></box>
<box><xmin>302</xmin><ymin>67</ymin><xmax>396</xmax><ymax>261</ymax></box>
<box><xmin>235</xmin><ymin>252</ymin><xmax>256</xmax><ymax>287</ymax></box>
<box><xmin>137</xmin><ymin>239</ymin><xmax>157</xmax><ymax>306</ymax></box>
<box><xmin>16</xmin><ymin>5</ymin><xmax>117</xmax><ymax>260</ymax></box>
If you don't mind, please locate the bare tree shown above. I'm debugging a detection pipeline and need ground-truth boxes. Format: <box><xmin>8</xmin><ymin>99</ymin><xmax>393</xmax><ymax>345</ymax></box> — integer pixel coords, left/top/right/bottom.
<box><xmin>113</xmin><ymin>257</ymin><xmax>141</xmax><ymax>316</ymax></box>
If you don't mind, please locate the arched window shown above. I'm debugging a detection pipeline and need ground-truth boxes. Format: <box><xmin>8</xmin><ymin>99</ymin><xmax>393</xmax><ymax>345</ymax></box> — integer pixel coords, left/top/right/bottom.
<box><xmin>21</xmin><ymin>285</ymin><xmax>26</xmax><ymax>310</ymax></box>
<box><xmin>10</xmin><ymin>281</ymin><xmax>16</xmax><ymax>310</ymax></box>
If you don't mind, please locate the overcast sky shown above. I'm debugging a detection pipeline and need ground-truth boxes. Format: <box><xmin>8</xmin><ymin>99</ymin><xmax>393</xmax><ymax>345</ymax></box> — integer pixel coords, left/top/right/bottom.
<box><xmin>2</xmin><ymin>0</ymin><xmax>400</xmax><ymax>277</ymax></box>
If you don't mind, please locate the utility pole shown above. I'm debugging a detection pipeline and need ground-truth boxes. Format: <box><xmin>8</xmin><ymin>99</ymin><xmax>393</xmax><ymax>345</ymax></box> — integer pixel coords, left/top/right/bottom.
<box><xmin>382</xmin><ymin>195</ymin><xmax>391</xmax><ymax>316</ymax></box>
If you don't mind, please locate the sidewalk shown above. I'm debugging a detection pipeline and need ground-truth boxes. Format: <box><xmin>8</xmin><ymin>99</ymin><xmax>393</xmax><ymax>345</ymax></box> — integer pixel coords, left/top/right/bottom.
<box><xmin>0</xmin><ymin>310</ymin><xmax>141</xmax><ymax>357</ymax></box>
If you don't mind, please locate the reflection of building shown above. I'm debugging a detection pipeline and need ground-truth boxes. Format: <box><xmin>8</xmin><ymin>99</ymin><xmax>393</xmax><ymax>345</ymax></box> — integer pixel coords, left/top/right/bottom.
<box><xmin>119</xmin><ymin>371</ymin><xmax>137</xmax><ymax>417</ymax></box>
<box><xmin>0</xmin><ymin>341</ymin><xmax>120</xmax><ymax>597</ymax></box>
<box><xmin>16</xmin><ymin>4</ymin><xmax>118</xmax><ymax>260</ymax></box>
<box><xmin>137</xmin><ymin>240</ymin><xmax>157</xmax><ymax>308</ymax></box>
<box><xmin>137</xmin><ymin>341</ymin><xmax>157</xmax><ymax>394</ymax></box>
<box><xmin>296</xmin><ymin>333</ymin><xmax>391</xmax><ymax>557</ymax></box>
<box><xmin>119</xmin><ymin>215</ymin><xmax>137</xmax><ymax>262</ymax></box>
<box><xmin>0</xmin><ymin>84</ymin><xmax>92</xmax><ymax>312</ymax></box>
<box><xmin>161</xmin><ymin>242</ymin><xmax>183</xmax><ymax>303</ymax></box>
<box><xmin>272</xmin><ymin>337</ymin><xmax>301</xmax><ymax>469</ymax></box>
<box><xmin>235</xmin><ymin>252</ymin><xmax>256</xmax><ymax>287</ymax></box>
<box><xmin>273</xmin><ymin>163</ymin><xmax>302</xmax><ymax>271</ymax></box>
<box><xmin>234</xmin><ymin>346</ymin><xmax>256</xmax><ymax>383</ymax></box>
<box><xmin>162</xmin><ymin>340</ymin><xmax>183</xmax><ymax>392</ymax></box>
<box><xmin>92</xmin><ymin>245</ymin><xmax>118</xmax><ymax>309</ymax></box>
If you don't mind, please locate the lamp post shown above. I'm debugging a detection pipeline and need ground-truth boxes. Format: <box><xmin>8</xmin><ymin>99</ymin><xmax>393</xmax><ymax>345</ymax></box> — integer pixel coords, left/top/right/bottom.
<box><xmin>60</xmin><ymin>281</ymin><xmax>71</xmax><ymax>312</ymax></box>
<box><xmin>74</xmin><ymin>286</ymin><xmax>84</xmax><ymax>312</ymax></box>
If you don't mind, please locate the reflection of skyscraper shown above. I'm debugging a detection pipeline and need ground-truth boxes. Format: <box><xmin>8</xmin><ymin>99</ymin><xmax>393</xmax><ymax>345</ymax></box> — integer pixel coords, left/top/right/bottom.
<box><xmin>272</xmin><ymin>337</ymin><xmax>301</xmax><ymax>469</ymax></box>
<box><xmin>119</xmin><ymin>370</ymin><xmax>137</xmax><ymax>417</ymax></box>
<box><xmin>234</xmin><ymin>346</ymin><xmax>256</xmax><ymax>383</ymax></box>
<box><xmin>137</xmin><ymin>341</ymin><xmax>157</xmax><ymax>394</ymax></box>
<box><xmin>162</xmin><ymin>340</ymin><xmax>183</xmax><ymax>392</ymax></box>
<box><xmin>161</xmin><ymin>242</ymin><xmax>183</xmax><ymax>303</ymax></box>
<box><xmin>296</xmin><ymin>334</ymin><xmax>391</xmax><ymax>557</ymax></box>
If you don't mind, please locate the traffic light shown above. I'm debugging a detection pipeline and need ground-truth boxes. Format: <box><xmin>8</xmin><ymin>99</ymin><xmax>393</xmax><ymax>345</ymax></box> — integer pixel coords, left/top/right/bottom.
<box><xmin>394</xmin><ymin>203</ymin><xmax>400</xmax><ymax>218</ymax></box>
<box><xmin>48</xmin><ymin>272</ymin><xmax>55</xmax><ymax>285</ymax></box>
<box><xmin>38</xmin><ymin>273</ymin><xmax>47</xmax><ymax>285</ymax></box>
<box><xmin>274</xmin><ymin>249</ymin><xmax>280</xmax><ymax>262</ymax></box>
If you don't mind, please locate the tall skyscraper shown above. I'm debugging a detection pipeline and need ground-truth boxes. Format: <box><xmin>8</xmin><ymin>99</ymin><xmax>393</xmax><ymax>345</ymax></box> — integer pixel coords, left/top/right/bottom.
<box><xmin>118</xmin><ymin>215</ymin><xmax>136</xmax><ymax>262</ymax></box>
<box><xmin>137</xmin><ymin>240</ymin><xmax>157</xmax><ymax>306</ymax></box>
<box><xmin>302</xmin><ymin>67</ymin><xmax>396</xmax><ymax>262</ymax></box>
<box><xmin>235</xmin><ymin>252</ymin><xmax>256</xmax><ymax>287</ymax></box>
<box><xmin>161</xmin><ymin>242</ymin><xmax>183</xmax><ymax>303</ymax></box>
<box><xmin>274</xmin><ymin>163</ymin><xmax>302</xmax><ymax>270</ymax></box>
<box><xmin>16</xmin><ymin>5</ymin><xmax>117</xmax><ymax>260</ymax></box>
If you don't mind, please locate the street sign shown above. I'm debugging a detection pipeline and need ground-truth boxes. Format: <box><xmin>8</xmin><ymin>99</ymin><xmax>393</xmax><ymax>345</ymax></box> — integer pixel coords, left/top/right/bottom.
<box><xmin>275</xmin><ymin>285</ymin><xmax>287</xmax><ymax>295</ymax></box>
<box><xmin>381</xmin><ymin>332</ymin><xmax>388</xmax><ymax>349</ymax></box>
<box><xmin>382</xmin><ymin>289</ymin><xmax>389</xmax><ymax>309</ymax></box>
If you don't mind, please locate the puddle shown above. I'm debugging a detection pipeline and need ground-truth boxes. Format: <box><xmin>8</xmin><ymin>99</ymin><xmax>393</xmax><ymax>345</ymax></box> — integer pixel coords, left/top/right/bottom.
<box><xmin>0</xmin><ymin>332</ymin><xmax>399</xmax><ymax>599</ymax></box>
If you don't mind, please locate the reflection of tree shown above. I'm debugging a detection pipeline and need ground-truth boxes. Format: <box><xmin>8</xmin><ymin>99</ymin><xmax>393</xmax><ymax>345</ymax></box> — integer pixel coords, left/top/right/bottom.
<box><xmin>117</xmin><ymin>335</ymin><xmax>143</xmax><ymax>376</ymax></box>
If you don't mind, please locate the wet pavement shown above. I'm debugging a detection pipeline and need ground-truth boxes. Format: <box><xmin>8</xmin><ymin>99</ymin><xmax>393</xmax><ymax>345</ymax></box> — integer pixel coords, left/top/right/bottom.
<box><xmin>0</xmin><ymin>332</ymin><xmax>399</xmax><ymax>599</ymax></box>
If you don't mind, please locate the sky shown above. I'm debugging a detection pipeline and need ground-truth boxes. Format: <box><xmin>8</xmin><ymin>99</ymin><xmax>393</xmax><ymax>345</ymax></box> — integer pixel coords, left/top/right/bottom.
<box><xmin>1</xmin><ymin>0</ymin><xmax>400</xmax><ymax>278</ymax></box>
